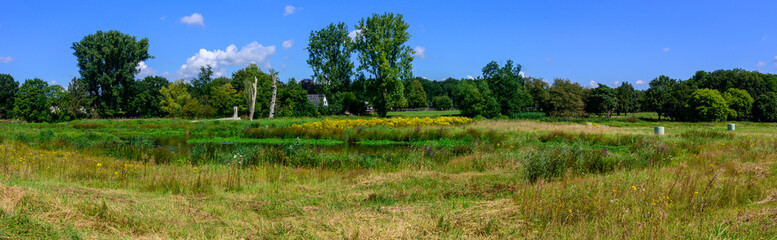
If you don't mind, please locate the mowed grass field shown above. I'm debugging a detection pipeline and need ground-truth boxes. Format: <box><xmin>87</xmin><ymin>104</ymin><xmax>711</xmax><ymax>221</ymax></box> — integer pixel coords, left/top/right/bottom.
<box><xmin>1</xmin><ymin>112</ymin><xmax>776</xmax><ymax>239</ymax></box>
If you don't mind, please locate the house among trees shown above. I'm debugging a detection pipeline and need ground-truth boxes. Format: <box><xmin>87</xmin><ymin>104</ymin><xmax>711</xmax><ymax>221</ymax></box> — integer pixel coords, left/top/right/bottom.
<box><xmin>306</xmin><ymin>94</ymin><xmax>328</xmax><ymax>107</ymax></box>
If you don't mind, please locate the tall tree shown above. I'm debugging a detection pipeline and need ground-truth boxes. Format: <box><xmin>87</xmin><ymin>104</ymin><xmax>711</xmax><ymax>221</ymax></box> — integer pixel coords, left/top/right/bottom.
<box><xmin>268</xmin><ymin>69</ymin><xmax>279</xmax><ymax>119</ymax></box>
<box><xmin>12</xmin><ymin>78</ymin><xmax>50</xmax><ymax>122</ymax></box>
<box><xmin>685</xmin><ymin>88</ymin><xmax>728</xmax><ymax>122</ymax></box>
<box><xmin>615</xmin><ymin>82</ymin><xmax>637</xmax><ymax>115</ymax></box>
<box><xmin>233</xmin><ymin>64</ymin><xmax>271</xmax><ymax>119</ymax></box>
<box><xmin>723</xmin><ymin>88</ymin><xmax>754</xmax><ymax>120</ymax></box>
<box><xmin>354</xmin><ymin>13</ymin><xmax>414</xmax><ymax>117</ymax></box>
<box><xmin>0</xmin><ymin>74</ymin><xmax>18</xmax><ymax>119</ymax></box>
<box><xmin>644</xmin><ymin>75</ymin><xmax>676</xmax><ymax>121</ymax></box>
<box><xmin>307</xmin><ymin>22</ymin><xmax>354</xmax><ymax>114</ymax></box>
<box><xmin>191</xmin><ymin>65</ymin><xmax>214</xmax><ymax>99</ymax></box>
<box><xmin>67</xmin><ymin>78</ymin><xmax>91</xmax><ymax>119</ymax></box>
<box><xmin>159</xmin><ymin>80</ymin><xmax>191</xmax><ymax>118</ymax></box>
<box><xmin>524</xmin><ymin>77</ymin><xmax>549</xmax><ymax>111</ymax></box>
<box><xmin>406</xmin><ymin>78</ymin><xmax>427</xmax><ymax>108</ymax></box>
<box><xmin>71</xmin><ymin>30</ymin><xmax>152</xmax><ymax>117</ymax></box>
<box><xmin>585</xmin><ymin>84</ymin><xmax>617</xmax><ymax>118</ymax></box>
<box><xmin>210</xmin><ymin>83</ymin><xmax>243</xmax><ymax>116</ymax></box>
<box><xmin>482</xmin><ymin>60</ymin><xmax>532</xmax><ymax>116</ymax></box>
<box><xmin>544</xmin><ymin>79</ymin><xmax>585</xmax><ymax>117</ymax></box>
<box><xmin>129</xmin><ymin>76</ymin><xmax>168</xmax><ymax>117</ymax></box>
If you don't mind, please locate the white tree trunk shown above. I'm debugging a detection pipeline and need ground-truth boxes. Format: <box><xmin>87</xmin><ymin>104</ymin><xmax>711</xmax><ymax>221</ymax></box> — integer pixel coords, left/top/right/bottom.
<box><xmin>268</xmin><ymin>72</ymin><xmax>277</xmax><ymax>119</ymax></box>
<box><xmin>249</xmin><ymin>76</ymin><xmax>258</xmax><ymax>121</ymax></box>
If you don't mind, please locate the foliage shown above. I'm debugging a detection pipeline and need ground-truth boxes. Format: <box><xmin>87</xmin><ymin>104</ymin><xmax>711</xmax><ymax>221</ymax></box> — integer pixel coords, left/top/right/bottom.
<box><xmin>684</xmin><ymin>88</ymin><xmax>728</xmax><ymax>122</ymax></box>
<box><xmin>129</xmin><ymin>76</ymin><xmax>168</xmax><ymax>118</ymax></box>
<box><xmin>524</xmin><ymin>77</ymin><xmax>549</xmax><ymax>111</ymax></box>
<box><xmin>12</xmin><ymin>78</ymin><xmax>50</xmax><ymax>122</ymax></box>
<box><xmin>585</xmin><ymin>84</ymin><xmax>617</xmax><ymax>117</ymax></box>
<box><xmin>453</xmin><ymin>80</ymin><xmax>499</xmax><ymax>118</ymax></box>
<box><xmin>752</xmin><ymin>92</ymin><xmax>777</xmax><ymax>122</ymax></box>
<box><xmin>191</xmin><ymin>65</ymin><xmax>213</xmax><ymax>99</ymax></box>
<box><xmin>71</xmin><ymin>30</ymin><xmax>152</xmax><ymax>117</ymax></box>
<box><xmin>544</xmin><ymin>79</ymin><xmax>585</xmax><ymax>117</ymax></box>
<box><xmin>277</xmin><ymin>79</ymin><xmax>318</xmax><ymax>117</ymax></box>
<box><xmin>615</xmin><ymin>82</ymin><xmax>638</xmax><ymax>115</ymax></box>
<box><xmin>307</xmin><ymin>22</ymin><xmax>354</xmax><ymax>114</ymax></box>
<box><xmin>645</xmin><ymin>75</ymin><xmax>695</xmax><ymax>120</ymax></box>
<box><xmin>159</xmin><ymin>80</ymin><xmax>191</xmax><ymax>117</ymax></box>
<box><xmin>405</xmin><ymin>78</ymin><xmax>427</xmax><ymax>108</ymax></box>
<box><xmin>722</xmin><ymin>88</ymin><xmax>753</xmax><ymax>120</ymax></box>
<box><xmin>431</xmin><ymin>96</ymin><xmax>453</xmax><ymax>110</ymax></box>
<box><xmin>482</xmin><ymin>60</ymin><xmax>532</xmax><ymax>115</ymax></box>
<box><xmin>290</xmin><ymin>116</ymin><xmax>473</xmax><ymax>130</ymax></box>
<box><xmin>233</xmin><ymin>64</ymin><xmax>271</xmax><ymax>117</ymax></box>
<box><xmin>689</xmin><ymin>68</ymin><xmax>777</xmax><ymax>100</ymax></box>
<box><xmin>354</xmin><ymin>13</ymin><xmax>414</xmax><ymax>117</ymax></box>
<box><xmin>0</xmin><ymin>74</ymin><xmax>18</xmax><ymax>119</ymax></box>
<box><xmin>210</xmin><ymin>83</ymin><xmax>243</xmax><ymax>116</ymax></box>
<box><xmin>46</xmin><ymin>85</ymin><xmax>71</xmax><ymax>122</ymax></box>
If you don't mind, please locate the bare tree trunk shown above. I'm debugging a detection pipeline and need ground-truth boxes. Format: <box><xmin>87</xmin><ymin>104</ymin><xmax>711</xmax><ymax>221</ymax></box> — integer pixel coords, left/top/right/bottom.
<box><xmin>249</xmin><ymin>76</ymin><xmax>258</xmax><ymax>121</ymax></box>
<box><xmin>268</xmin><ymin>69</ymin><xmax>278</xmax><ymax>119</ymax></box>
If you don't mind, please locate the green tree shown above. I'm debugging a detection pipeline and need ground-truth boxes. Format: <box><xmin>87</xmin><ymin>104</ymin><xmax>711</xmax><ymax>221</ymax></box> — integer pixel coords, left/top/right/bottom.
<box><xmin>544</xmin><ymin>79</ymin><xmax>585</xmax><ymax>117</ymax></box>
<box><xmin>354</xmin><ymin>13</ymin><xmax>414</xmax><ymax>117</ymax></box>
<box><xmin>722</xmin><ymin>88</ymin><xmax>753</xmax><ymax>120</ymax></box>
<box><xmin>406</xmin><ymin>78</ymin><xmax>427</xmax><ymax>108</ymax></box>
<box><xmin>453</xmin><ymin>80</ymin><xmax>499</xmax><ymax>118</ymax></box>
<box><xmin>524</xmin><ymin>77</ymin><xmax>549</xmax><ymax>111</ymax></box>
<box><xmin>482</xmin><ymin>60</ymin><xmax>532</xmax><ymax>115</ymax></box>
<box><xmin>307</xmin><ymin>22</ymin><xmax>354</xmax><ymax>114</ymax></box>
<box><xmin>46</xmin><ymin>85</ymin><xmax>71</xmax><ymax>122</ymax></box>
<box><xmin>278</xmin><ymin>79</ymin><xmax>318</xmax><ymax>117</ymax></box>
<box><xmin>66</xmin><ymin>78</ymin><xmax>91</xmax><ymax>119</ymax></box>
<box><xmin>233</xmin><ymin>64</ymin><xmax>271</xmax><ymax>118</ymax></box>
<box><xmin>0</xmin><ymin>74</ymin><xmax>18</xmax><ymax>118</ymax></box>
<box><xmin>431</xmin><ymin>96</ymin><xmax>453</xmax><ymax>110</ymax></box>
<box><xmin>644</xmin><ymin>75</ymin><xmax>694</xmax><ymax>120</ymax></box>
<box><xmin>615</xmin><ymin>82</ymin><xmax>637</xmax><ymax>115</ymax></box>
<box><xmin>685</xmin><ymin>88</ymin><xmax>728</xmax><ymax>122</ymax></box>
<box><xmin>191</xmin><ymin>65</ymin><xmax>214</xmax><ymax>99</ymax></box>
<box><xmin>129</xmin><ymin>76</ymin><xmax>168</xmax><ymax>117</ymax></box>
<box><xmin>159</xmin><ymin>80</ymin><xmax>192</xmax><ymax>117</ymax></box>
<box><xmin>753</xmin><ymin>93</ymin><xmax>777</xmax><ymax>122</ymax></box>
<box><xmin>71</xmin><ymin>30</ymin><xmax>152</xmax><ymax>117</ymax></box>
<box><xmin>12</xmin><ymin>78</ymin><xmax>50</xmax><ymax>122</ymax></box>
<box><xmin>210</xmin><ymin>83</ymin><xmax>243</xmax><ymax>116</ymax></box>
<box><xmin>585</xmin><ymin>84</ymin><xmax>617</xmax><ymax>118</ymax></box>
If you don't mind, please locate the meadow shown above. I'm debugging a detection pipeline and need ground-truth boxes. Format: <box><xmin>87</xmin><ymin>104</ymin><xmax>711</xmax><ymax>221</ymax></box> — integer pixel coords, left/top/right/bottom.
<box><xmin>1</xmin><ymin>111</ymin><xmax>776</xmax><ymax>239</ymax></box>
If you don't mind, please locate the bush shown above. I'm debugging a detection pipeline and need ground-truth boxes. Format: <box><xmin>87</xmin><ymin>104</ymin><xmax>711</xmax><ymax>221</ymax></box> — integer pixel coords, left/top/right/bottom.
<box><xmin>684</xmin><ymin>88</ymin><xmax>728</xmax><ymax>122</ymax></box>
<box><xmin>723</xmin><ymin>88</ymin><xmax>753</xmax><ymax>120</ymax></box>
<box><xmin>430</xmin><ymin>96</ymin><xmax>453</xmax><ymax>110</ymax></box>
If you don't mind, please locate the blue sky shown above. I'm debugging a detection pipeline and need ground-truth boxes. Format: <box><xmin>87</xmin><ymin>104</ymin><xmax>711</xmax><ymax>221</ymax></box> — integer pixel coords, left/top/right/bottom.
<box><xmin>1</xmin><ymin>0</ymin><xmax>776</xmax><ymax>89</ymax></box>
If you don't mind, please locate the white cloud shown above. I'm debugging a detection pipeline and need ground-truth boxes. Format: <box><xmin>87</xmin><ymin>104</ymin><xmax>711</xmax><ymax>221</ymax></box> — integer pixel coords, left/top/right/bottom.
<box><xmin>162</xmin><ymin>72</ymin><xmax>170</xmax><ymax>77</ymax></box>
<box><xmin>519</xmin><ymin>71</ymin><xmax>525</xmax><ymax>78</ymax></box>
<box><xmin>466</xmin><ymin>75</ymin><xmax>474</xmax><ymax>80</ymax></box>
<box><xmin>613</xmin><ymin>81</ymin><xmax>620</xmax><ymax>86</ymax></box>
<box><xmin>282</xmin><ymin>39</ymin><xmax>294</xmax><ymax>49</ymax></box>
<box><xmin>421</xmin><ymin>77</ymin><xmax>428</xmax><ymax>80</ymax></box>
<box><xmin>177</xmin><ymin>42</ymin><xmax>276</xmax><ymax>79</ymax></box>
<box><xmin>414</xmin><ymin>46</ymin><xmax>426</xmax><ymax>58</ymax></box>
<box><xmin>181</xmin><ymin>13</ymin><xmax>204</xmax><ymax>26</ymax></box>
<box><xmin>635</xmin><ymin>80</ymin><xmax>647</xmax><ymax>85</ymax></box>
<box><xmin>50</xmin><ymin>81</ymin><xmax>57</xmax><ymax>85</ymax></box>
<box><xmin>0</xmin><ymin>56</ymin><xmax>14</xmax><ymax>63</ymax></box>
<box><xmin>348</xmin><ymin>30</ymin><xmax>362</xmax><ymax>41</ymax></box>
<box><xmin>757</xmin><ymin>61</ymin><xmax>766</xmax><ymax>67</ymax></box>
<box><xmin>589</xmin><ymin>80</ymin><xmax>597</xmax><ymax>88</ymax></box>
<box><xmin>283</xmin><ymin>5</ymin><xmax>297</xmax><ymax>16</ymax></box>
<box><xmin>662</xmin><ymin>47</ymin><xmax>670</xmax><ymax>52</ymax></box>
<box><xmin>135</xmin><ymin>61</ymin><xmax>157</xmax><ymax>78</ymax></box>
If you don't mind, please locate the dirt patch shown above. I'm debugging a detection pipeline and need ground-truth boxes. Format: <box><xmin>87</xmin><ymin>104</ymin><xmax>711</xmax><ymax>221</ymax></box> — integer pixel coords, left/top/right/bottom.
<box><xmin>0</xmin><ymin>184</ymin><xmax>25</xmax><ymax>213</ymax></box>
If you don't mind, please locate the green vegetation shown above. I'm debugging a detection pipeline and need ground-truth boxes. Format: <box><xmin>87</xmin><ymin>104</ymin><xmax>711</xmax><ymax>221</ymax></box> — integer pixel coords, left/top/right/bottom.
<box><xmin>1</xmin><ymin>116</ymin><xmax>776</xmax><ymax>238</ymax></box>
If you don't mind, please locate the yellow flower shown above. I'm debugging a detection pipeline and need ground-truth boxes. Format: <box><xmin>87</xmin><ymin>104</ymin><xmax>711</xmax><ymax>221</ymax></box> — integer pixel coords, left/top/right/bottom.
<box><xmin>97</xmin><ymin>163</ymin><xmax>102</xmax><ymax>167</ymax></box>
<box><xmin>631</xmin><ymin>186</ymin><xmax>637</xmax><ymax>191</ymax></box>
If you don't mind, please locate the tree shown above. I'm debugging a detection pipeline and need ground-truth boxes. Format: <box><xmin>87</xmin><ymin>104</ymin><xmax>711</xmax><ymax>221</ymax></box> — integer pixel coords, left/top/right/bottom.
<box><xmin>307</xmin><ymin>22</ymin><xmax>354</xmax><ymax>114</ymax></box>
<box><xmin>406</xmin><ymin>78</ymin><xmax>427</xmax><ymax>108</ymax></box>
<box><xmin>753</xmin><ymin>93</ymin><xmax>777</xmax><ymax>122</ymax></box>
<box><xmin>524</xmin><ymin>77</ymin><xmax>549</xmax><ymax>111</ymax></box>
<box><xmin>685</xmin><ymin>88</ymin><xmax>728</xmax><ymax>122</ymax></box>
<box><xmin>453</xmin><ymin>80</ymin><xmax>499</xmax><ymax>118</ymax></box>
<box><xmin>0</xmin><ymin>74</ymin><xmax>18</xmax><ymax>119</ymax></box>
<box><xmin>159</xmin><ymin>80</ymin><xmax>191</xmax><ymax>117</ymax></box>
<box><xmin>722</xmin><ymin>88</ymin><xmax>754</xmax><ymax>120</ymax></box>
<box><xmin>431</xmin><ymin>96</ymin><xmax>453</xmax><ymax>110</ymax></box>
<box><xmin>233</xmin><ymin>64</ymin><xmax>271</xmax><ymax>119</ymax></box>
<box><xmin>72</xmin><ymin>30</ymin><xmax>152</xmax><ymax>117</ymax></box>
<box><xmin>67</xmin><ymin>78</ymin><xmax>91</xmax><ymax>119</ymax></box>
<box><xmin>585</xmin><ymin>84</ymin><xmax>617</xmax><ymax>118</ymax></box>
<box><xmin>482</xmin><ymin>60</ymin><xmax>532</xmax><ymax>116</ymax></box>
<box><xmin>544</xmin><ymin>79</ymin><xmax>585</xmax><ymax>117</ymax></box>
<box><xmin>191</xmin><ymin>65</ymin><xmax>214</xmax><ymax>99</ymax></box>
<box><xmin>268</xmin><ymin>69</ymin><xmax>279</xmax><ymax>119</ymax></box>
<box><xmin>278</xmin><ymin>79</ymin><xmax>318</xmax><ymax>117</ymax></box>
<box><xmin>210</xmin><ymin>83</ymin><xmax>243</xmax><ymax>116</ymax></box>
<box><xmin>46</xmin><ymin>85</ymin><xmax>71</xmax><ymax>122</ymax></box>
<box><xmin>644</xmin><ymin>76</ymin><xmax>690</xmax><ymax>120</ymax></box>
<box><xmin>354</xmin><ymin>13</ymin><xmax>414</xmax><ymax>117</ymax></box>
<box><xmin>615</xmin><ymin>82</ymin><xmax>637</xmax><ymax>115</ymax></box>
<box><xmin>12</xmin><ymin>78</ymin><xmax>50</xmax><ymax>122</ymax></box>
<box><xmin>129</xmin><ymin>76</ymin><xmax>168</xmax><ymax>117</ymax></box>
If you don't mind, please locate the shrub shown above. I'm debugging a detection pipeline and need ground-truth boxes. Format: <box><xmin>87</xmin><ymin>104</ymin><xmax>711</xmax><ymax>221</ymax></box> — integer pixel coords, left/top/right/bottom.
<box><xmin>684</xmin><ymin>88</ymin><xmax>728</xmax><ymax>122</ymax></box>
<box><xmin>753</xmin><ymin>93</ymin><xmax>777</xmax><ymax>122</ymax></box>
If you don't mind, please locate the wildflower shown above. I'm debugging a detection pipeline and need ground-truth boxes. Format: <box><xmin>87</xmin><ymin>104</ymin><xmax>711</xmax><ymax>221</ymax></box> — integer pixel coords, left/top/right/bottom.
<box><xmin>694</xmin><ymin>191</ymin><xmax>699</xmax><ymax>194</ymax></box>
<box><xmin>97</xmin><ymin>163</ymin><xmax>102</xmax><ymax>167</ymax></box>
<box><xmin>631</xmin><ymin>186</ymin><xmax>637</xmax><ymax>191</ymax></box>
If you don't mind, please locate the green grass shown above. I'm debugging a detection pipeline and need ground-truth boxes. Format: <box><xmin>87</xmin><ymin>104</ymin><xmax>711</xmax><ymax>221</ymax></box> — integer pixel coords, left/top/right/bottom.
<box><xmin>1</xmin><ymin>113</ymin><xmax>777</xmax><ymax>239</ymax></box>
<box><xmin>387</xmin><ymin>110</ymin><xmax>461</xmax><ymax>117</ymax></box>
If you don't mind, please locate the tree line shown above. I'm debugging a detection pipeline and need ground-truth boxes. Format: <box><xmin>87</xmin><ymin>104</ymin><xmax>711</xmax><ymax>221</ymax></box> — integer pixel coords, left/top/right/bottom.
<box><xmin>3</xmin><ymin>13</ymin><xmax>777</xmax><ymax>122</ymax></box>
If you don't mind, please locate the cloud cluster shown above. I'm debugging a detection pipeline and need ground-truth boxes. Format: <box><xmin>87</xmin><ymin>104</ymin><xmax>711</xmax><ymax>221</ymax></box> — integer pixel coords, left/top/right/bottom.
<box><xmin>348</xmin><ymin>30</ymin><xmax>362</xmax><ymax>41</ymax></box>
<box><xmin>414</xmin><ymin>46</ymin><xmax>426</xmax><ymax>58</ymax></box>
<box><xmin>283</xmin><ymin>39</ymin><xmax>294</xmax><ymax>49</ymax></box>
<box><xmin>181</xmin><ymin>13</ymin><xmax>204</xmax><ymax>26</ymax></box>
<box><xmin>283</xmin><ymin>5</ymin><xmax>297</xmax><ymax>16</ymax></box>
<box><xmin>589</xmin><ymin>80</ymin><xmax>597</xmax><ymax>88</ymax></box>
<box><xmin>635</xmin><ymin>80</ymin><xmax>647</xmax><ymax>85</ymax></box>
<box><xmin>0</xmin><ymin>56</ymin><xmax>13</xmax><ymax>63</ymax></box>
<box><xmin>135</xmin><ymin>61</ymin><xmax>157</xmax><ymax>78</ymax></box>
<box><xmin>177</xmin><ymin>42</ymin><xmax>276</xmax><ymax>78</ymax></box>
<box><xmin>757</xmin><ymin>61</ymin><xmax>766</xmax><ymax>67</ymax></box>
